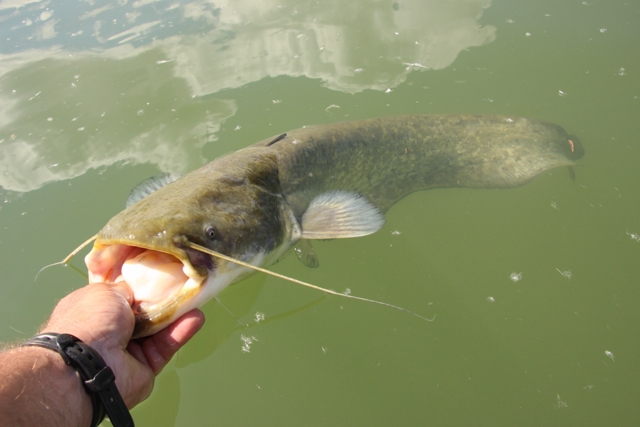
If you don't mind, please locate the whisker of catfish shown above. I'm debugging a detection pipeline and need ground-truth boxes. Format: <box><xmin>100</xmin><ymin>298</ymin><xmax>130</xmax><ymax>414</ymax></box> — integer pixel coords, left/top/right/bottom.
<box><xmin>35</xmin><ymin>234</ymin><xmax>98</xmax><ymax>281</ymax></box>
<box><xmin>185</xmin><ymin>241</ymin><xmax>434</xmax><ymax>322</ymax></box>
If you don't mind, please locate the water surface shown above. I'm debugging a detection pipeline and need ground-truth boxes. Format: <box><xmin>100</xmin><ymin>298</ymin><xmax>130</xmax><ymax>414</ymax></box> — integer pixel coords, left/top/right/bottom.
<box><xmin>1</xmin><ymin>0</ymin><xmax>639</xmax><ymax>425</ymax></box>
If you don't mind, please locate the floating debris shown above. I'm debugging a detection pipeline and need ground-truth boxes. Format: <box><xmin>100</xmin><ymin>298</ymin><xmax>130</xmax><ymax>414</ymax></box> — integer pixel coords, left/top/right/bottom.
<box><xmin>486</xmin><ymin>296</ymin><xmax>495</xmax><ymax>303</ymax></box>
<box><xmin>605</xmin><ymin>350</ymin><xmax>615</xmax><ymax>362</ymax></box>
<box><xmin>626</xmin><ymin>230</ymin><xmax>640</xmax><ymax>242</ymax></box>
<box><xmin>254</xmin><ymin>312</ymin><xmax>265</xmax><ymax>323</ymax></box>
<box><xmin>241</xmin><ymin>335</ymin><xmax>258</xmax><ymax>353</ymax></box>
<box><xmin>402</xmin><ymin>62</ymin><xmax>429</xmax><ymax>70</ymax></box>
<box><xmin>510</xmin><ymin>272</ymin><xmax>523</xmax><ymax>282</ymax></box>
<box><xmin>556</xmin><ymin>268</ymin><xmax>572</xmax><ymax>279</ymax></box>
<box><xmin>555</xmin><ymin>394</ymin><xmax>568</xmax><ymax>409</ymax></box>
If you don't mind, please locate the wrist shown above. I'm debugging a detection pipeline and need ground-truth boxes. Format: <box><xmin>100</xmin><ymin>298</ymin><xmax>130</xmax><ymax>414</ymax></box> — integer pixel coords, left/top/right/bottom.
<box><xmin>22</xmin><ymin>333</ymin><xmax>135</xmax><ymax>427</ymax></box>
<box><xmin>0</xmin><ymin>345</ymin><xmax>92</xmax><ymax>427</ymax></box>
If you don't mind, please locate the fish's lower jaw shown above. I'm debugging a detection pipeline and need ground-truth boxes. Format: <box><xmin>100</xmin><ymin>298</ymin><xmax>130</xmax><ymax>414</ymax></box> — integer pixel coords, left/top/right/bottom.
<box><xmin>132</xmin><ymin>275</ymin><xmax>206</xmax><ymax>338</ymax></box>
<box><xmin>132</xmin><ymin>254</ymin><xmax>267</xmax><ymax>337</ymax></box>
<box><xmin>198</xmin><ymin>252</ymin><xmax>269</xmax><ymax>301</ymax></box>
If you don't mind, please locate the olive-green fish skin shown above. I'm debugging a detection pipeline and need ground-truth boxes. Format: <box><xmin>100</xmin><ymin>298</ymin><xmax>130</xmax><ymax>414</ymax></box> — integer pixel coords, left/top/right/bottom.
<box><xmin>92</xmin><ymin>114</ymin><xmax>583</xmax><ymax>337</ymax></box>
<box><xmin>100</xmin><ymin>115</ymin><xmax>581</xmax><ymax>255</ymax></box>
<box><xmin>98</xmin><ymin>150</ymin><xmax>290</xmax><ymax>273</ymax></box>
<box><xmin>255</xmin><ymin>115</ymin><xmax>582</xmax><ymax>219</ymax></box>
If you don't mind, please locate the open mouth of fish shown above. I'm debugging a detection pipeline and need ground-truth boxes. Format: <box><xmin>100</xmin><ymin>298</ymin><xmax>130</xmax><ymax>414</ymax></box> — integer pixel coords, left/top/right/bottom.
<box><xmin>85</xmin><ymin>241</ymin><xmax>212</xmax><ymax>338</ymax></box>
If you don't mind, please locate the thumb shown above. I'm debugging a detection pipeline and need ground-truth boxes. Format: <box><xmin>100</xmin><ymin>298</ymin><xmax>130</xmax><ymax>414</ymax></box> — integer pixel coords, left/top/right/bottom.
<box><xmin>109</xmin><ymin>281</ymin><xmax>135</xmax><ymax>307</ymax></box>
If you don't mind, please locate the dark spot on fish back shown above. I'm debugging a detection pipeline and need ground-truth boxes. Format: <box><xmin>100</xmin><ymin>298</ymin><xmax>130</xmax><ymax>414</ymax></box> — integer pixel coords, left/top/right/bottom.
<box><xmin>267</xmin><ymin>133</ymin><xmax>287</xmax><ymax>146</ymax></box>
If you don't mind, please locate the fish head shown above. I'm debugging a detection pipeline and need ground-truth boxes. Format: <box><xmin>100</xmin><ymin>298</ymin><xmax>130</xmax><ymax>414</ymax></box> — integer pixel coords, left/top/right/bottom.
<box><xmin>85</xmin><ymin>149</ymin><xmax>300</xmax><ymax>337</ymax></box>
<box><xmin>454</xmin><ymin>116</ymin><xmax>584</xmax><ymax>188</ymax></box>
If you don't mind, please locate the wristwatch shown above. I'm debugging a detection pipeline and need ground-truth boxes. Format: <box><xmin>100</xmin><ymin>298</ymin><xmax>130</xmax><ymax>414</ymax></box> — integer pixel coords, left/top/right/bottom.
<box><xmin>22</xmin><ymin>332</ymin><xmax>134</xmax><ymax>427</ymax></box>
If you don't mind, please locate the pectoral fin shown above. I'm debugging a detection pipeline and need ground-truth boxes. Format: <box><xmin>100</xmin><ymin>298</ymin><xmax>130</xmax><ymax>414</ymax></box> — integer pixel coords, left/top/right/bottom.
<box><xmin>293</xmin><ymin>240</ymin><xmax>320</xmax><ymax>268</ymax></box>
<box><xmin>126</xmin><ymin>173</ymin><xmax>181</xmax><ymax>207</ymax></box>
<box><xmin>301</xmin><ymin>191</ymin><xmax>385</xmax><ymax>239</ymax></box>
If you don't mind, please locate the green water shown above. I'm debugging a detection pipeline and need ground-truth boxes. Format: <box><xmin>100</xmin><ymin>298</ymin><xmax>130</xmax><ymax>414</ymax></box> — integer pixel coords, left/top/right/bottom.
<box><xmin>1</xmin><ymin>0</ymin><xmax>639</xmax><ymax>425</ymax></box>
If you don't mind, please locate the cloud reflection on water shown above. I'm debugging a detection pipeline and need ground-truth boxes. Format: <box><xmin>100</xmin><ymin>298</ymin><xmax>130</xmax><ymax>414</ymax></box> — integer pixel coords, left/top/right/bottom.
<box><xmin>0</xmin><ymin>0</ymin><xmax>495</xmax><ymax>192</ymax></box>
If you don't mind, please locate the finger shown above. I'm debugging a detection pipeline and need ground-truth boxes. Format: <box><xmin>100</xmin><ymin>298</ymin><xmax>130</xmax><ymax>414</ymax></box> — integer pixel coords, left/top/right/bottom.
<box><xmin>123</xmin><ymin>341</ymin><xmax>156</xmax><ymax>407</ymax></box>
<box><xmin>109</xmin><ymin>281</ymin><xmax>135</xmax><ymax>307</ymax></box>
<box><xmin>126</xmin><ymin>340</ymin><xmax>151</xmax><ymax>370</ymax></box>
<box><xmin>141</xmin><ymin>309</ymin><xmax>205</xmax><ymax>374</ymax></box>
<box><xmin>166</xmin><ymin>309</ymin><xmax>205</xmax><ymax>347</ymax></box>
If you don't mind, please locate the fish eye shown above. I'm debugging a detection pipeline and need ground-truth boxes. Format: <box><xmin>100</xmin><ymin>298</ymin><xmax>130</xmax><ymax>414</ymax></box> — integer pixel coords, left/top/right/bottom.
<box><xmin>205</xmin><ymin>226</ymin><xmax>216</xmax><ymax>239</ymax></box>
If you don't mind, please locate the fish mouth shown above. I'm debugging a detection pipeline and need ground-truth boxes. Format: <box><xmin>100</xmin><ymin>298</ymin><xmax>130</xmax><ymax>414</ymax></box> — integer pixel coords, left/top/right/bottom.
<box><xmin>85</xmin><ymin>240</ymin><xmax>211</xmax><ymax>338</ymax></box>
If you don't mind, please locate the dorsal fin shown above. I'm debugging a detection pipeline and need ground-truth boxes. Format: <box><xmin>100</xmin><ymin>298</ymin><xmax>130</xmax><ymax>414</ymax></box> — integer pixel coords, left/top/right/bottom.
<box><xmin>126</xmin><ymin>173</ymin><xmax>181</xmax><ymax>207</ymax></box>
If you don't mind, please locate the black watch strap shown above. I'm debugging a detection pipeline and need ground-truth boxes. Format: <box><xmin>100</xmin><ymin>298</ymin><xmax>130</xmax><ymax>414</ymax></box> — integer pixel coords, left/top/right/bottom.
<box><xmin>22</xmin><ymin>332</ymin><xmax>134</xmax><ymax>427</ymax></box>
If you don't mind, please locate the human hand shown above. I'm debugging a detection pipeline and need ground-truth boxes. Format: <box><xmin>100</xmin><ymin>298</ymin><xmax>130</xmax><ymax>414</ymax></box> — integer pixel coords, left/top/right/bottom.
<box><xmin>42</xmin><ymin>282</ymin><xmax>204</xmax><ymax>408</ymax></box>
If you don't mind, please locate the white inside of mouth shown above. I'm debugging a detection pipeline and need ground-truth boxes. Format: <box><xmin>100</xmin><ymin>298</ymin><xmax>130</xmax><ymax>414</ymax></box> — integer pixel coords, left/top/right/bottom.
<box><xmin>85</xmin><ymin>244</ymin><xmax>193</xmax><ymax>307</ymax></box>
<box><xmin>119</xmin><ymin>250</ymin><xmax>187</xmax><ymax>302</ymax></box>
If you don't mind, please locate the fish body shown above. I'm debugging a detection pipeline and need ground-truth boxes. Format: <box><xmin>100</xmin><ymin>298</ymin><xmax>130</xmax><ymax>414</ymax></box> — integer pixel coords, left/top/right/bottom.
<box><xmin>85</xmin><ymin>115</ymin><xmax>583</xmax><ymax>337</ymax></box>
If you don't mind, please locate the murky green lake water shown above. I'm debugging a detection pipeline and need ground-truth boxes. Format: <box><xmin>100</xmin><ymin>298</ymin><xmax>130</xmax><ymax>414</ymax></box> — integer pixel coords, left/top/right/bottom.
<box><xmin>1</xmin><ymin>0</ymin><xmax>639</xmax><ymax>425</ymax></box>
